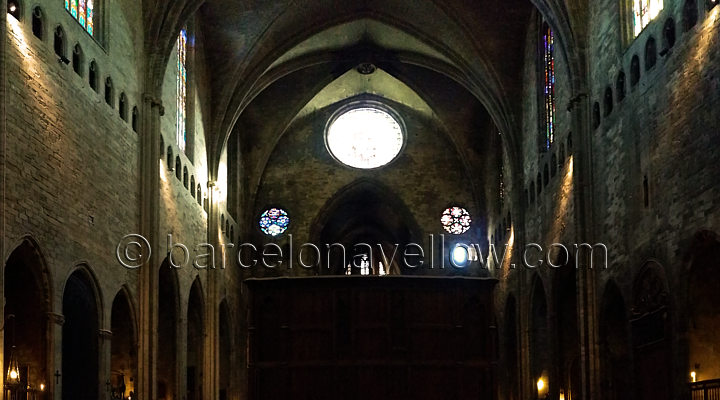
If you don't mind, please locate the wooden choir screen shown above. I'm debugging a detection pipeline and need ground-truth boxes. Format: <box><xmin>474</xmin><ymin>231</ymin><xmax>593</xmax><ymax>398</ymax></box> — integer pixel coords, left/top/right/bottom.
<box><xmin>245</xmin><ymin>276</ymin><xmax>498</xmax><ymax>400</ymax></box>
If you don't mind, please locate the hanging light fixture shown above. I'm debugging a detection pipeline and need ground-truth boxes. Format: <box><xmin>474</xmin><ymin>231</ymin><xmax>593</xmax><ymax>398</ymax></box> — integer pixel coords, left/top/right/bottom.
<box><xmin>4</xmin><ymin>314</ymin><xmax>21</xmax><ymax>397</ymax></box>
<box><xmin>5</xmin><ymin>346</ymin><xmax>20</xmax><ymax>385</ymax></box>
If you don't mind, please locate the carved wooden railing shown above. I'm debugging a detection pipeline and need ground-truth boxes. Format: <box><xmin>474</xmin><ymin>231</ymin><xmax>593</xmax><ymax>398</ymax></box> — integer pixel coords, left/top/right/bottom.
<box><xmin>691</xmin><ymin>379</ymin><xmax>720</xmax><ymax>400</ymax></box>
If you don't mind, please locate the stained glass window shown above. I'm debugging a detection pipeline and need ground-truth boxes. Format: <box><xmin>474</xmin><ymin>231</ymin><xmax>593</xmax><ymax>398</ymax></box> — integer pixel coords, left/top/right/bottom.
<box><xmin>499</xmin><ymin>150</ymin><xmax>505</xmax><ymax>207</ymax></box>
<box><xmin>542</xmin><ymin>24</ymin><xmax>556</xmax><ymax>150</ymax></box>
<box><xmin>326</xmin><ymin>106</ymin><xmax>404</xmax><ymax>169</ymax></box>
<box><xmin>64</xmin><ymin>0</ymin><xmax>94</xmax><ymax>36</ymax></box>
<box><xmin>86</xmin><ymin>0</ymin><xmax>94</xmax><ymax>35</ymax></box>
<box><xmin>633</xmin><ymin>0</ymin><xmax>663</xmax><ymax>37</ymax></box>
<box><xmin>499</xmin><ymin>170</ymin><xmax>505</xmax><ymax>207</ymax></box>
<box><xmin>176</xmin><ymin>28</ymin><xmax>187</xmax><ymax>153</ymax></box>
<box><xmin>259</xmin><ymin>208</ymin><xmax>290</xmax><ymax>237</ymax></box>
<box><xmin>78</xmin><ymin>0</ymin><xmax>85</xmax><ymax>27</ymax></box>
<box><xmin>441</xmin><ymin>207</ymin><xmax>472</xmax><ymax>235</ymax></box>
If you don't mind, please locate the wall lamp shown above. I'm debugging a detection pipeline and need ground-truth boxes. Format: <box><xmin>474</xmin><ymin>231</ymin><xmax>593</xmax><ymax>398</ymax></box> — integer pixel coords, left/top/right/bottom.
<box><xmin>537</xmin><ymin>376</ymin><xmax>549</xmax><ymax>399</ymax></box>
<box><xmin>7</xmin><ymin>0</ymin><xmax>21</xmax><ymax>19</ymax></box>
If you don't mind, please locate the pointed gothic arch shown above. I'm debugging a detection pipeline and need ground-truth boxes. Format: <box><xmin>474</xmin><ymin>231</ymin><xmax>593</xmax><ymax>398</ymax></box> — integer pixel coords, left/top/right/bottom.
<box><xmin>187</xmin><ymin>277</ymin><xmax>205</xmax><ymax>400</ymax></box>
<box><xmin>686</xmin><ymin>230</ymin><xmax>720</xmax><ymax>382</ymax></box>
<box><xmin>503</xmin><ymin>294</ymin><xmax>520</xmax><ymax>400</ymax></box>
<box><xmin>157</xmin><ymin>259</ymin><xmax>180</xmax><ymax>400</ymax></box>
<box><xmin>599</xmin><ymin>280</ymin><xmax>632</xmax><ymax>400</ymax></box>
<box><xmin>529</xmin><ymin>274</ymin><xmax>550</xmax><ymax>393</ymax></box>
<box><xmin>308</xmin><ymin>178</ymin><xmax>423</xmax><ymax>275</ymax></box>
<box><xmin>631</xmin><ymin>260</ymin><xmax>672</xmax><ymax>400</ymax></box>
<box><xmin>110</xmin><ymin>287</ymin><xmax>138</xmax><ymax>399</ymax></box>
<box><xmin>3</xmin><ymin>237</ymin><xmax>52</xmax><ymax>393</ymax></box>
<box><xmin>61</xmin><ymin>265</ymin><xmax>103</xmax><ymax>400</ymax></box>
<box><xmin>218</xmin><ymin>299</ymin><xmax>232</xmax><ymax>400</ymax></box>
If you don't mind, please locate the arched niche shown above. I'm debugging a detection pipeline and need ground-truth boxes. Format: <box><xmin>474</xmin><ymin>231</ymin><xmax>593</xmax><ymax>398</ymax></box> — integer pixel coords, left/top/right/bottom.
<box><xmin>110</xmin><ymin>288</ymin><xmax>137</xmax><ymax>399</ymax></box>
<box><xmin>62</xmin><ymin>266</ymin><xmax>102</xmax><ymax>400</ymax></box>
<box><xmin>631</xmin><ymin>261</ymin><xmax>672</xmax><ymax>400</ymax></box>
<box><xmin>219</xmin><ymin>300</ymin><xmax>232</xmax><ymax>400</ymax></box>
<box><xmin>599</xmin><ymin>280</ymin><xmax>632</xmax><ymax>400</ymax></box>
<box><xmin>686</xmin><ymin>230</ymin><xmax>720</xmax><ymax>382</ymax></box>
<box><xmin>157</xmin><ymin>259</ymin><xmax>179</xmax><ymax>400</ymax></box>
<box><xmin>529</xmin><ymin>275</ymin><xmax>549</xmax><ymax>392</ymax></box>
<box><xmin>552</xmin><ymin>262</ymin><xmax>580</xmax><ymax>400</ymax></box>
<box><xmin>309</xmin><ymin>179</ymin><xmax>422</xmax><ymax>276</ymax></box>
<box><xmin>187</xmin><ymin>278</ymin><xmax>205</xmax><ymax>400</ymax></box>
<box><xmin>502</xmin><ymin>294</ymin><xmax>519</xmax><ymax>400</ymax></box>
<box><xmin>3</xmin><ymin>238</ymin><xmax>51</xmax><ymax>392</ymax></box>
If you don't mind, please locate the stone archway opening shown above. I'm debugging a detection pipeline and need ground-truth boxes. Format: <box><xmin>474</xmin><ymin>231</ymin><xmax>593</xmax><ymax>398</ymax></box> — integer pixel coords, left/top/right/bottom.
<box><xmin>687</xmin><ymin>231</ymin><xmax>720</xmax><ymax>383</ymax></box>
<box><xmin>3</xmin><ymin>240</ymin><xmax>50</xmax><ymax>394</ymax></box>
<box><xmin>219</xmin><ymin>301</ymin><xmax>232</xmax><ymax>400</ymax></box>
<box><xmin>157</xmin><ymin>260</ymin><xmax>179</xmax><ymax>400</ymax></box>
<box><xmin>110</xmin><ymin>289</ymin><xmax>137</xmax><ymax>399</ymax></box>
<box><xmin>187</xmin><ymin>279</ymin><xmax>204</xmax><ymax>400</ymax></box>
<box><xmin>62</xmin><ymin>269</ymin><xmax>100</xmax><ymax>400</ymax></box>
<box><xmin>600</xmin><ymin>280</ymin><xmax>631</xmax><ymax>400</ymax></box>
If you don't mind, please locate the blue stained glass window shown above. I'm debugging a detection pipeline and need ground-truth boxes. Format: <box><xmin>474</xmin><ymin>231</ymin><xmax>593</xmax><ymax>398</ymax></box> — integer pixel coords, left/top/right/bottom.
<box><xmin>64</xmin><ymin>0</ymin><xmax>94</xmax><ymax>36</ymax></box>
<box><xmin>542</xmin><ymin>24</ymin><xmax>556</xmax><ymax>150</ymax></box>
<box><xmin>259</xmin><ymin>208</ymin><xmax>290</xmax><ymax>236</ymax></box>
<box><xmin>78</xmin><ymin>0</ymin><xmax>86</xmax><ymax>27</ymax></box>
<box><xmin>176</xmin><ymin>28</ymin><xmax>187</xmax><ymax>152</ymax></box>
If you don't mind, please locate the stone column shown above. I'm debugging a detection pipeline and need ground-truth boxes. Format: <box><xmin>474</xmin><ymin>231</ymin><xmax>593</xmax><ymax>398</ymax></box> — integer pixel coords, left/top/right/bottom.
<box><xmin>47</xmin><ymin>312</ymin><xmax>64</xmax><ymax>400</ymax></box>
<box><xmin>99</xmin><ymin>329</ymin><xmax>112</xmax><ymax>400</ymax></box>
<box><xmin>204</xmin><ymin>180</ymin><xmax>220</xmax><ymax>400</ymax></box>
<box><xmin>568</xmin><ymin>90</ymin><xmax>601</xmax><ymax>400</ymax></box>
<box><xmin>137</xmin><ymin>94</ymin><xmax>164</xmax><ymax>400</ymax></box>
<box><xmin>0</xmin><ymin>2</ymin><xmax>7</xmax><ymax>397</ymax></box>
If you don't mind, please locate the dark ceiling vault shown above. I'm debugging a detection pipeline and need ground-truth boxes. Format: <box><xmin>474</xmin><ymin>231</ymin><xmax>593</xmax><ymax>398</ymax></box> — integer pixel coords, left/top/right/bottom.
<box><xmin>197</xmin><ymin>0</ymin><xmax>533</xmax><ymax>171</ymax></box>
<box><xmin>139</xmin><ymin>0</ymin><xmax>589</xmax><ymax>242</ymax></box>
<box><xmin>142</xmin><ymin>0</ymin><xmax>587</xmax><ymax>187</ymax></box>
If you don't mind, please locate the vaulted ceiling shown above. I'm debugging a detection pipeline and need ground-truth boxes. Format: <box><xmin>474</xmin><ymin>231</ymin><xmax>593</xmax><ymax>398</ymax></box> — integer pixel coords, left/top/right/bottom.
<box><xmin>198</xmin><ymin>0</ymin><xmax>534</xmax><ymax>162</ymax></box>
<box><xmin>185</xmin><ymin>0</ymin><xmax>546</xmax><ymax>231</ymax></box>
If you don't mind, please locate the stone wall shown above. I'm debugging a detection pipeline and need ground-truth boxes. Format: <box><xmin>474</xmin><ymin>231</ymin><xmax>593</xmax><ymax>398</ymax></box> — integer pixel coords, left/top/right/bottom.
<box><xmin>253</xmin><ymin>97</ymin><xmax>482</xmax><ymax>275</ymax></box>
<box><xmin>2</xmin><ymin>1</ymin><xmax>244</xmax><ymax>397</ymax></box>
<box><xmin>588</xmin><ymin>0</ymin><xmax>720</xmax><ymax>396</ymax></box>
<box><xmin>4</xmin><ymin>0</ymin><xmax>143</xmax><ymax>328</ymax></box>
<box><xmin>494</xmin><ymin>2</ymin><xmax>720</xmax><ymax>399</ymax></box>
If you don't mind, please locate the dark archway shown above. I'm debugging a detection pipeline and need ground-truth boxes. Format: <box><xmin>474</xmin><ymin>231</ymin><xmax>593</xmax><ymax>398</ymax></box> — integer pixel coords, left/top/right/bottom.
<box><xmin>687</xmin><ymin>231</ymin><xmax>720</xmax><ymax>382</ymax></box>
<box><xmin>187</xmin><ymin>279</ymin><xmax>205</xmax><ymax>400</ymax></box>
<box><xmin>3</xmin><ymin>238</ymin><xmax>50</xmax><ymax>392</ymax></box>
<box><xmin>62</xmin><ymin>267</ymin><xmax>101</xmax><ymax>400</ymax></box>
<box><xmin>110</xmin><ymin>288</ymin><xmax>137</xmax><ymax>399</ymax></box>
<box><xmin>503</xmin><ymin>294</ymin><xmax>519</xmax><ymax>400</ymax></box>
<box><xmin>631</xmin><ymin>262</ymin><xmax>672</xmax><ymax>400</ymax></box>
<box><xmin>530</xmin><ymin>275</ymin><xmax>549</xmax><ymax>396</ymax></box>
<box><xmin>553</xmin><ymin>264</ymin><xmax>580</xmax><ymax>400</ymax></box>
<box><xmin>219</xmin><ymin>300</ymin><xmax>232</xmax><ymax>400</ymax></box>
<box><xmin>157</xmin><ymin>260</ymin><xmax>179</xmax><ymax>400</ymax></box>
<box><xmin>599</xmin><ymin>280</ymin><xmax>632</xmax><ymax>400</ymax></box>
<box><xmin>310</xmin><ymin>179</ymin><xmax>422</xmax><ymax>276</ymax></box>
